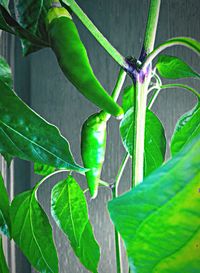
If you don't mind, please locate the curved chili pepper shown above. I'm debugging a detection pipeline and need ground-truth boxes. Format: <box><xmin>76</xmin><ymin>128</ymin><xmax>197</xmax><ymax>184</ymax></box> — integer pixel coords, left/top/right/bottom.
<box><xmin>81</xmin><ymin>111</ymin><xmax>108</xmax><ymax>199</ymax></box>
<box><xmin>46</xmin><ymin>4</ymin><xmax>123</xmax><ymax>117</ymax></box>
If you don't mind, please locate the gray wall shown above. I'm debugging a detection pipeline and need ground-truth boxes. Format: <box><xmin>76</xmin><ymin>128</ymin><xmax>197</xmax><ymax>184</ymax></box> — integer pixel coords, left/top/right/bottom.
<box><xmin>13</xmin><ymin>0</ymin><xmax>200</xmax><ymax>272</ymax></box>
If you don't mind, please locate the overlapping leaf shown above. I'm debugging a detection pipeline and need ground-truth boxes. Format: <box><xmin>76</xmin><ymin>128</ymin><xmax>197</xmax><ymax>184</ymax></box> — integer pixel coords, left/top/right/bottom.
<box><xmin>0</xmin><ymin>79</ymin><xmax>84</xmax><ymax>173</ymax></box>
<box><xmin>120</xmin><ymin>107</ymin><xmax>166</xmax><ymax>176</ymax></box>
<box><xmin>171</xmin><ymin>102</ymin><xmax>200</xmax><ymax>155</ymax></box>
<box><xmin>34</xmin><ymin>162</ymin><xmax>55</xmax><ymax>176</ymax></box>
<box><xmin>10</xmin><ymin>188</ymin><xmax>58</xmax><ymax>273</ymax></box>
<box><xmin>0</xmin><ymin>172</ymin><xmax>10</xmax><ymax>237</ymax></box>
<box><xmin>0</xmin><ymin>236</ymin><xmax>9</xmax><ymax>273</ymax></box>
<box><xmin>108</xmin><ymin>136</ymin><xmax>200</xmax><ymax>273</ymax></box>
<box><xmin>51</xmin><ymin>176</ymin><xmax>100</xmax><ymax>273</ymax></box>
<box><xmin>156</xmin><ymin>55</ymin><xmax>200</xmax><ymax>79</ymax></box>
<box><xmin>122</xmin><ymin>85</ymin><xmax>135</xmax><ymax>113</ymax></box>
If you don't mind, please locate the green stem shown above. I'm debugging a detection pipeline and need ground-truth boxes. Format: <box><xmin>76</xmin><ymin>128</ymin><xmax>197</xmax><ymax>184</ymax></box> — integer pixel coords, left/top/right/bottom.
<box><xmin>160</xmin><ymin>83</ymin><xmax>200</xmax><ymax>99</ymax></box>
<box><xmin>62</xmin><ymin>0</ymin><xmax>128</xmax><ymax>69</ymax></box>
<box><xmin>142</xmin><ymin>38</ymin><xmax>200</xmax><ymax>71</ymax></box>
<box><xmin>143</xmin><ymin>0</ymin><xmax>161</xmax><ymax>54</ymax></box>
<box><xmin>112</xmin><ymin>153</ymin><xmax>129</xmax><ymax>273</ymax></box>
<box><xmin>132</xmin><ymin>0</ymin><xmax>161</xmax><ymax>187</ymax></box>
<box><xmin>100</xmin><ymin>68</ymin><xmax>127</xmax><ymax>121</ymax></box>
<box><xmin>147</xmin><ymin>87</ymin><xmax>161</xmax><ymax>108</ymax></box>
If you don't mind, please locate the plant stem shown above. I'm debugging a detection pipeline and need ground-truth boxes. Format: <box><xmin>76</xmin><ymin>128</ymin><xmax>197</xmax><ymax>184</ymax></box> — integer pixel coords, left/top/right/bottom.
<box><xmin>143</xmin><ymin>0</ymin><xmax>161</xmax><ymax>54</ymax></box>
<box><xmin>62</xmin><ymin>0</ymin><xmax>128</xmax><ymax>69</ymax></box>
<box><xmin>147</xmin><ymin>87</ymin><xmax>160</xmax><ymax>108</ymax></box>
<box><xmin>112</xmin><ymin>153</ymin><xmax>129</xmax><ymax>273</ymax></box>
<box><xmin>132</xmin><ymin>0</ymin><xmax>161</xmax><ymax>187</ymax></box>
<box><xmin>160</xmin><ymin>84</ymin><xmax>200</xmax><ymax>99</ymax></box>
<box><xmin>142</xmin><ymin>38</ymin><xmax>200</xmax><ymax>71</ymax></box>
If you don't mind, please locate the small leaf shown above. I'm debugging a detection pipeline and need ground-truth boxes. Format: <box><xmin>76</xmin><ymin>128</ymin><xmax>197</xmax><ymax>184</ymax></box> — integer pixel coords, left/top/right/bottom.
<box><xmin>0</xmin><ymin>172</ymin><xmax>10</xmax><ymax>237</ymax></box>
<box><xmin>120</xmin><ymin>107</ymin><xmax>166</xmax><ymax>176</ymax></box>
<box><xmin>122</xmin><ymin>85</ymin><xmax>134</xmax><ymax>113</ymax></box>
<box><xmin>34</xmin><ymin>162</ymin><xmax>56</xmax><ymax>176</ymax></box>
<box><xmin>0</xmin><ymin>0</ymin><xmax>9</xmax><ymax>9</ymax></box>
<box><xmin>51</xmin><ymin>176</ymin><xmax>100</xmax><ymax>273</ymax></box>
<box><xmin>108</xmin><ymin>136</ymin><xmax>200</xmax><ymax>273</ymax></box>
<box><xmin>156</xmin><ymin>55</ymin><xmax>200</xmax><ymax>79</ymax></box>
<box><xmin>0</xmin><ymin>79</ymin><xmax>85</xmax><ymax>173</ymax></box>
<box><xmin>0</xmin><ymin>236</ymin><xmax>9</xmax><ymax>273</ymax></box>
<box><xmin>171</xmin><ymin>102</ymin><xmax>200</xmax><ymax>155</ymax></box>
<box><xmin>0</xmin><ymin>55</ymin><xmax>13</xmax><ymax>88</ymax></box>
<box><xmin>10</xmin><ymin>188</ymin><xmax>59</xmax><ymax>273</ymax></box>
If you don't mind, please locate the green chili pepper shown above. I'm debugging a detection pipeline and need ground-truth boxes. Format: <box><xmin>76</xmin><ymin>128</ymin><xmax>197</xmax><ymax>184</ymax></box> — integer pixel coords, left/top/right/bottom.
<box><xmin>46</xmin><ymin>3</ymin><xmax>123</xmax><ymax>118</ymax></box>
<box><xmin>81</xmin><ymin>111</ymin><xmax>108</xmax><ymax>199</ymax></box>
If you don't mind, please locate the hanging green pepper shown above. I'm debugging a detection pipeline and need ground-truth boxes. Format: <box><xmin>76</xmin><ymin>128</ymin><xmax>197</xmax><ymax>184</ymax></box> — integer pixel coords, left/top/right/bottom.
<box><xmin>81</xmin><ymin>111</ymin><xmax>108</xmax><ymax>199</ymax></box>
<box><xmin>46</xmin><ymin>2</ymin><xmax>123</xmax><ymax>118</ymax></box>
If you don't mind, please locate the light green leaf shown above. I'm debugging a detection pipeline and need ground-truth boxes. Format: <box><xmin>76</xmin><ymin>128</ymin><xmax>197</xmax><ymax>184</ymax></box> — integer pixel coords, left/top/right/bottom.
<box><xmin>0</xmin><ymin>79</ymin><xmax>85</xmax><ymax>173</ymax></box>
<box><xmin>34</xmin><ymin>162</ymin><xmax>56</xmax><ymax>176</ymax></box>
<box><xmin>51</xmin><ymin>176</ymin><xmax>100</xmax><ymax>273</ymax></box>
<box><xmin>122</xmin><ymin>85</ymin><xmax>134</xmax><ymax>113</ymax></box>
<box><xmin>0</xmin><ymin>0</ymin><xmax>8</xmax><ymax>11</ymax></box>
<box><xmin>108</xmin><ymin>136</ymin><xmax>200</xmax><ymax>273</ymax></box>
<box><xmin>10</xmin><ymin>188</ymin><xmax>59</xmax><ymax>273</ymax></box>
<box><xmin>0</xmin><ymin>172</ymin><xmax>10</xmax><ymax>237</ymax></box>
<box><xmin>120</xmin><ymin>107</ymin><xmax>166</xmax><ymax>176</ymax></box>
<box><xmin>0</xmin><ymin>55</ymin><xmax>13</xmax><ymax>88</ymax></box>
<box><xmin>171</xmin><ymin>102</ymin><xmax>200</xmax><ymax>155</ymax></box>
<box><xmin>156</xmin><ymin>55</ymin><xmax>200</xmax><ymax>79</ymax></box>
<box><xmin>0</xmin><ymin>236</ymin><xmax>9</xmax><ymax>273</ymax></box>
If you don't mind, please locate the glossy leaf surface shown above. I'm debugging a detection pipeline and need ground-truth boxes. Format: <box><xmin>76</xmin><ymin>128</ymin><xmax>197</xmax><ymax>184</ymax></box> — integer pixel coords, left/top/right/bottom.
<box><xmin>171</xmin><ymin>102</ymin><xmax>200</xmax><ymax>155</ymax></box>
<box><xmin>51</xmin><ymin>176</ymin><xmax>100</xmax><ymax>273</ymax></box>
<box><xmin>0</xmin><ymin>0</ymin><xmax>8</xmax><ymax>9</ymax></box>
<box><xmin>0</xmin><ymin>236</ymin><xmax>9</xmax><ymax>273</ymax></box>
<box><xmin>0</xmin><ymin>55</ymin><xmax>13</xmax><ymax>88</ymax></box>
<box><xmin>11</xmin><ymin>188</ymin><xmax>58</xmax><ymax>273</ymax></box>
<box><xmin>14</xmin><ymin>0</ymin><xmax>50</xmax><ymax>54</ymax></box>
<box><xmin>0</xmin><ymin>79</ymin><xmax>84</xmax><ymax>173</ymax></box>
<box><xmin>120</xmin><ymin>107</ymin><xmax>166</xmax><ymax>176</ymax></box>
<box><xmin>108</xmin><ymin>136</ymin><xmax>200</xmax><ymax>273</ymax></box>
<box><xmin>156</xmin><ymin>54</ymin><xmax>200</xmax><ymax>79</ymax></box>
<box><xmin>0</xmin><ymin>172</ymin><xmax>10</xmax><ymax>237</ymax></box>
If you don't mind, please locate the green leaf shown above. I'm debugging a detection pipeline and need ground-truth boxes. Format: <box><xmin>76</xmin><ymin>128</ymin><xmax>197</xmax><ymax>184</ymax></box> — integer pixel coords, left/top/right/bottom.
<box><xmin>0</xmin><ymin>55</ymin><xmax>13</xmax><ymax>88</ymax></box>
<box><xmin>14</xmin><ymin>0</ymin><xmax>51</xmax><ymax>55</ymax></box>
<box><xmin>108</xmin><ymin>136</ymin><xmax>200</xmax><ymax>273</ymax></box>
<box><xmin>0</xmin><ymin>0</ymin><xmax>9</xmax><ymax>10</ymax></box>
<box><xmin>171</xmin><ymin>102</ymin><xmax>200</xmax><ymax>156</ymax></box>
<box><xmin>0</xmin><ymin>172</ymin><xmax>10</xmax><ymax>237</ymax></box>
<box><xmin>0</xmin><ymin>5</ymin><xmax>48</xmax><ymax>55</ymax></box>
<box><xmin>120</xmin><ymin>107</ymin><xmax>166</xmax><ymax>176</ymax></box>
<box><xmin>156</xmin><ymin>55</ymin><xmax>200</xmax><ymax>79</ymax></box>
<box><xmin>0</xmin><ymin>236</ymin><xmax>9</xmax><ymax>273</ymax></box>
<box><xmin>122</xmin><ymin>85</ymin><xmax>134</xmax><ymax>113</ymax></box>
<box><xmin>10</xmin><ymin>187</ymin><xmax>59</xmax><ymax>273</ymax></box>
<box><xmin>0</xmin><ymin>79</ymin><xmax>85</xmax><ymax>173</ymax></box>
<box><xmin>34</xmin><ymin>162</ymin><xmax>56</xmax><ymax>176</ymax></box>
<box><xmin>51</xmin><ymin>176</ymin><xmax>100</xmax><ymax>273</ymax></box>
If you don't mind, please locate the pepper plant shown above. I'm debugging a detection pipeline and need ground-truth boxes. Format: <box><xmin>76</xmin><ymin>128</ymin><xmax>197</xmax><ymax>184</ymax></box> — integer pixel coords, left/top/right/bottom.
<box><xmin>0</xmin><ymin>0</ymin><xmax>200</xmax><ymax>272</ymax></box>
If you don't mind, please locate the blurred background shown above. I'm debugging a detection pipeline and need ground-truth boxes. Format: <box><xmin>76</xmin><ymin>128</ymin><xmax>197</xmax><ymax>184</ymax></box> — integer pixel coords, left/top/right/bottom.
<box><xmin>0</xmin><ymin>0</ymin><xmax>200</xmax><ymax>272</ymax></box>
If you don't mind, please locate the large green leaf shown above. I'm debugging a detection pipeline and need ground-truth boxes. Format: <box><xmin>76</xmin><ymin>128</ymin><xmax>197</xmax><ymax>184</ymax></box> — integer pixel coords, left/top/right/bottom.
<box><xmin>10</xmin><ymin>187</ymin><xmax>58</xmax><ymax>273</ymax></box>
<box><xmin>14</xmin><ymin>0</ymin><xmax>51</xmax><ymax>55</ymax></box>
<box><xmin>156</xmin><ymin>55</ymin><xmax>200</xmax><ymax>79</ymax></box>
<box><xmin>0</xmin><ymin>172</ymin><xmax>10</xmax><ymax>237</ymax></box>
<box><xmin>0</xmin><ymin>79</ymin><xmax>84</xmax><ymax>173</ymax></box>
<box><xmin>108</xmin><ymin>136</ymin><xmax>200</xmax><ymax>273</ymax></box>
<box><xmin>0</xmin><ymin>236</ymin><xmax>9</xmax><ymax>273</ymax></box>
<box><xmin>0</xmin><ymin>0</ymin><xmax>8</xmax><ymax>10</ymax></box>
<box><xmin>0</xmin><ymin>5</ymin><xmax>48</xmax><ymax>55</ymax></box>
<box><xmin>120</xmin><ymin>107</ymin><xmax>166</xmax><ymax>176</ymax></box>
<box><xmin>51</xmin><ymin>176</ymin><xmax>100</xmax><ymax>273</ymax></box>
<box><xmin>0</xmin><ymin>55</ymin><xmax>13</xmax><ymax>88</ymax></box>
<box><xmin>171</xmin><ymin>102</ymin><xmax>200</xmax><ymax>155</ymax></box>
